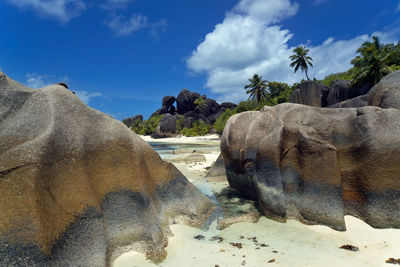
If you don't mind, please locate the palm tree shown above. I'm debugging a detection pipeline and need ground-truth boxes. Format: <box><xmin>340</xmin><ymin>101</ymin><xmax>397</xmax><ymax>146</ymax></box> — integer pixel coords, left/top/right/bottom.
<box><xmin>244</xmin><ymin>74</ymin><xmax>268</xmax><ymax>103</ymax></box>
<box><xmin>194</xmin><ymin>97</ymin><xmax>207</xmax><ymax>113</ymax></box>
<box><xmin>289</xmin><ymin>46</ymin><xmax>313</xmax><ymax>80</ymax></box>
<box><xmin>351</xmin><ymin>36</ymin><xmax>398</xmax><ymax>86</ymax></box>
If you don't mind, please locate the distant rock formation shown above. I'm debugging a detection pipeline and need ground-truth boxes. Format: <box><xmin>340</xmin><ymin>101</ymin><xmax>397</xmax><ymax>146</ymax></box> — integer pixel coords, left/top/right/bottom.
<box><xmin>151</xmin><ymin>113</ymin><xmax>178</xmax><ymax>138</ymax></box>
<box><xmin>221</xmin><ymin>103</ymin><xmax>400</xmax><ymax>231</ymax></box>
<box><xmin>290</xmin><ymin>79</ymin><xmax>372</xmax><ymax>108</ymax></box>
<box><xmin>125</xmin><ymin>88</ymin><xmax>237</xmax><ymax>138</ymax></box>
<box><xmin>290</xmin><ymin>81</ymin><xmax>329</xmax><ymax>107</ymax></box>
<box><xmin>122</xmin><ymin>114</ymin><xmax>143</xmax><ymax>128</ymax></box>
<box><xmin>0</xmin><ymin>72</ymin><xmax>215</xmax><ymax>266</ymax></box>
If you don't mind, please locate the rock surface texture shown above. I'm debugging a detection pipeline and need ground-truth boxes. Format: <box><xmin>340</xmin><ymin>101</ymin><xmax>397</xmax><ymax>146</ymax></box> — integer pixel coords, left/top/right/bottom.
<box><xmin>290</xmin><ymin>79</ymin><xmax>372</xmax><ymax>108</ymax></box>
<box><xmin>368</xmin><ymin>71</ymin><xmax>400</xmax><ymax>109</ymax></box>
<box><xmin>0</xmin><ymin>72</ymin><xmax>214</xmax><ymax>266</ymax></box>
<box><xmin>221</xmin><ymin>103</ymin><xmax>400</xmax><ymax>231</ymax></box>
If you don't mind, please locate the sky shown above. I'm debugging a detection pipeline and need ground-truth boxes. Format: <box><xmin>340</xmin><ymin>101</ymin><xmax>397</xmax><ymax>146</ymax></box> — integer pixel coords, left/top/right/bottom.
<box><xmin>0</xmin><ymin>0</ymin><xmax>399</xmax><ymax>120</ymax></box>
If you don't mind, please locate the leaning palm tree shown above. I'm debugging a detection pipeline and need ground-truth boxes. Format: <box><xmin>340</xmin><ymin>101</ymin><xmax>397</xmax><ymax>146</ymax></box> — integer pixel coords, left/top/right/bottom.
<box><xmin>289</xmin><ymin>46</ymin><xmax>313</xmax><ymax>80</ymax></box>
<box><xmin>351</xmin><ymin>36</ymin><xmax>398</xmax><ymax>86</ymax></box>
<box><xmin>244</xmin><ymin>74</ymin><xmax>268</xmax><ymax>103</ymax></box>
<box><xmin>194</xmin><ymin>97</ymin><xmax>208</xmax><ymax>113</ymax></box>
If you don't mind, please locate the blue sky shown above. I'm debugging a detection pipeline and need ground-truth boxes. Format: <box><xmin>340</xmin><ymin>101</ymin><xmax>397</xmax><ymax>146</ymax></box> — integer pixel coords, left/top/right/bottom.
<box><xmin>1</xmin><ymin>0</ymin><xmax>399</xmax><ymax>119</ymax></box>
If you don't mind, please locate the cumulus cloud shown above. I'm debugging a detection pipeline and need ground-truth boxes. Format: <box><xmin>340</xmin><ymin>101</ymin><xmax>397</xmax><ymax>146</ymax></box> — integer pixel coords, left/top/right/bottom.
<box><xmin>5</xmin><ymin>0</ymin><xmax>86</xmax><ymax>23</ymax></box>
<box><xmin>187</xmin><ymin>0</ymin><xmax>397</xmax><ymax>102</ymax></box>
<box><xmin>75</xmin><ymin>91</ymin><xmax>103</xmax><ymax>104</ymax></box>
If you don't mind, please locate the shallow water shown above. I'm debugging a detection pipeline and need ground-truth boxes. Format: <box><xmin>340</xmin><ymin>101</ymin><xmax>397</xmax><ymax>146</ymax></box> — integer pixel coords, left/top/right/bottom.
<box><xmin>113</xmin><ymin>139</ymin><xmax>400</xmax><ymax>267</ymax></box>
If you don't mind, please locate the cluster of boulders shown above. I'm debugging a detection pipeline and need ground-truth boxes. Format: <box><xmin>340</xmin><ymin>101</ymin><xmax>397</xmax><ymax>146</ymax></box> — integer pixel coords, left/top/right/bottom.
<box><xmin>221</xmin><ymin>71</ymin><xmax>400</xmax><ymax>230</ymax></box>
<box><xmin>0</xmin><ymin>72</ymin><xmax>215</xmax><ymax>266</ymax></box>
<box><xmin>125</xmin><ymin>88</ymin><xmax>237</xmax><ymax>138</ymax></box>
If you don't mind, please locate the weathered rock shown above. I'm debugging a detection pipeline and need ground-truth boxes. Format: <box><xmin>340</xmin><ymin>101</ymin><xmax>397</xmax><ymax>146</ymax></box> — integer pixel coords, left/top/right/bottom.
<box><xmin>151</xmin><ymin>113</ymin><xmax>178</xmax><ymax>138</ymax></box>
<box><xmin>176</xmin><ymin>89</ymin><xmax>200</xmax><ymax>114</ymax></box>
<box><xmin>0</xmin><ymin>72</ymin><xmax>214</xmax><ymax>266</ymax></box>
<box><xmin>184</xmin><ymin>117</ymin><xmax>196</xmax><ymax>128</ymax></box>
<box><xmin>206</xmin><ymin>154</ymin><xmax>226</xmax><ymax>177</ymax></box>
<box><xmin>162</xmin><ymin>96</ymin><xmax>176</xmax><ymax>109</ymax></box>
<box><xmin>289</xmin><ymin>81</ymin><xmax>329</xmax><ymax>107</ymax></box>
<box><xmin>330</xmin><ymin>95</ymin><xmax>368</xmax><ymax>108</ymax></box>
<box><xmin>122</xmin><ymin>114</ymin><xmax>143</xmax><ymax>128</ymax></box>
<box><xmin>326</xmin><ymin>80</ymin><xmax>352</xmax><ymax>106</ymax></box>
<box><xmin>207</xmin><ymin>109</ymin><xmax>225</xmax><ymax>125</ymax></box>
<box><xmin>221</xmin><ymin>103</ymin><xmax>400</xmax><ymax>230</ymax></box>
<box><xmin>220</xmin><ymin>102</ymin><xmax>237</xmax><ymax>109</ymax></box>
<box><xmin>368</xmin><ymin>71</ymin><xmax>400</xmax><ymax>109</ymax></box>
<box><xmin>204</xmin><ymin>98</ymin><xmax>221</xmax><ymax>116</ymax></box>
<box><xmin>168</xmin><ymin>105</ymin><xmax>176</xmax><ymax>115</ymax></box>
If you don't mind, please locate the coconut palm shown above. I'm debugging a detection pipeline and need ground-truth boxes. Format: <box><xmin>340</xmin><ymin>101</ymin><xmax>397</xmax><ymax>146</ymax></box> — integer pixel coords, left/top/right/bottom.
<box><xmin>289</xmin><ymin>46</ymin><xmax>313</xmax><ymax>80</ymax></box>
<box><xmin>351</xmin><ymin>36</ymin><xmax>398</xmax><ymax>86</ymax></box>
<box><xmin>244</xmin><ymin>74</ymin><xmax>268</xmax><ymax>103</ymax></box>
<box><xmin>194</xmin><ymin>97</ymin><xmax>207</xmax><ymax>113</ymax></box>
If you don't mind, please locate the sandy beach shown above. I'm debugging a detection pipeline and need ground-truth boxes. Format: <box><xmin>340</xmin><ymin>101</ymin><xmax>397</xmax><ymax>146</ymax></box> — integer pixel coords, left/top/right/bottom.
<box><xmin>113</xmin><ymin>135</ymin><xmax>400</xmax><ymax>267</ymax></box>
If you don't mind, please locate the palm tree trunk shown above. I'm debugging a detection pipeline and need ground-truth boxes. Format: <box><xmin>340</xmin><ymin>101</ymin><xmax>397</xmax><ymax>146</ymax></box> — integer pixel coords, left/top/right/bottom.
<box><xmin>305</xmin><ymin>69</ymin><xmax>310</xmax><ymax>80</ymax></box>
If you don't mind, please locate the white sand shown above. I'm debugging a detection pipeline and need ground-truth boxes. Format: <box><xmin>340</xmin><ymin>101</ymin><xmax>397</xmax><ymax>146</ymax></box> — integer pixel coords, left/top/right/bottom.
<box><xmin>140</xmin><ymin>134</ymin><xmax>220</xmax><ymax>145</ymax></box>
<box><xmin>113</xmin><ymin>136</ymin><xmax>400</xmax><ymax>267</ymax></box>
<box><xmin>114</xmin><ymin>216</ymin><xmax>400</xmax><ymax>267</ymax></box>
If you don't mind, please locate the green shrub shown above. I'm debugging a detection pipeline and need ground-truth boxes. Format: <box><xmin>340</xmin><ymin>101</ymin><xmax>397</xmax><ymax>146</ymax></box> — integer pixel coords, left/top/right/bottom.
<box><xmin>213</xmin><ymin>108</ymin><xmax>236</xmax><ymax>135</ymax></box>
<box><xmin>234</xmin><ymin>100</ymin><xmax>258</xmax><ymax>113</ymax></box>
<box><xmin>320</xmin><ymin>69</ymin><xmax>355</xmax><ymax>87</ymax></box>
<box><xmin>176</xmin><ymin>115</ymin><xmax>185</xmax><ymax>132</ymax></box>
<box><xmin>179</xmin><ymin>120</ymin><xmax>211</xmax><ymax>137</ymax></box>
<box><xmin>138</xmin><ymin>114</ymin><xmax>163</xmax><ymax>135</ymax></box>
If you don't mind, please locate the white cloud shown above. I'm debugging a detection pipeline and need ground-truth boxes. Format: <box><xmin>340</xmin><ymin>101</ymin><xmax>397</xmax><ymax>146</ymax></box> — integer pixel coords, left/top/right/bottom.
<box><xmin>75</xmin><ymin>91</ymin><xmax>103</xmax><ymax>104</ymax></box>
<box><xmin>187</xmin><ymin>0</ymin><xmax>398</xmax><ymax>102</ymax></box>
<box><xmin>6</xmin><ymin>0</ymin><xmax>86</xmax><ymax>23</ymax></box>
<box><xmin>104</xmin><ymin>13</ymin><xmax>148</xmax><ymax>36</ymax></box>
<box><xmin>26</xmin><ymin>73</ymin><xmax>49</xmax><ymax>89</ymax></box>
<box><xmin>104</xmin><ymin>13</ymin><xmax>168</xmax><ymax>37</ymax></box>
<box><xmin>232</xmin><ymin>0</ymin><xmax>299</xmax><ymax>23</ymax></box>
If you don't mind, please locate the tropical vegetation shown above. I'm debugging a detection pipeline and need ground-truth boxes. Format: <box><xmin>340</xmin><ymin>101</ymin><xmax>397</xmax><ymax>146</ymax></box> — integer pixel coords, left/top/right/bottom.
<box><xmin>130</xmin><ymin>36</ymin><xmax>400</xmax><ymax>137</ymax></box>
<box><xmin>244</xmin><ymin>74</ymin><xmax>268</xmax><ymax>103</ymax></box>
<box><xmin>289</xmin><ymin>45</ymin><xmax>313</xmax><ymax>80</ymax></box>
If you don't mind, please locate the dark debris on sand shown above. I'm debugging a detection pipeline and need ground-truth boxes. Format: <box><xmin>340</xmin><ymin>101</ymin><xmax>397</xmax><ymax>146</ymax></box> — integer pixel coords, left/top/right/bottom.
<box><xmin>386</xmin><ymin>258</ymin><xmax>400</xmax><ymax>265</ymax></box>
<box><xmin>230</xmin><ymin>242</ymin><xmax>243</xmax><ymax>249</ymax></box>
<box><xmin>193</xmin><ymin>234</ymin><xmax>205</xmax><ymax>240</ymax></box>
<box><xmin>339</xmin><ymin>244</ymin><xmax>359</xmax><ymax>251</ymax></box>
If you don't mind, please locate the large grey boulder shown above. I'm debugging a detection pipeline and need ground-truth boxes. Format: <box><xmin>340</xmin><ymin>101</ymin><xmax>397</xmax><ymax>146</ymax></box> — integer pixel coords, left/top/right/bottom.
<box><xmin>326</xmin><ymin>80</ymin><xmax>352</xmax><ymax>106</ymax></box>
<box><xmin>151</xmin><ymin>113</ymin><xmax>178</xmax><ymax>138</ymax></box>
<box><xmin>0</xmin><ymin>72</ymin><xmax>214</xmax><ymax>266</ymax></box>
<box><xmin>221</xmin><ymin>103</ymin><xmax>400</xmax><ymax>231</ymax></box>
<box><xmin>368</xmin><ymin>71</ymin><xmax>400</xmax><ymax>109</ymax></box>
<box><xmin>330</xmin><ymin>94</ymin><xmax>368</xmax><ymax>108</ymax></box>
<box><xmin>289</xmin><ymin>81</ymin><xmax>329</xmax><ymax>107</ymax></box>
